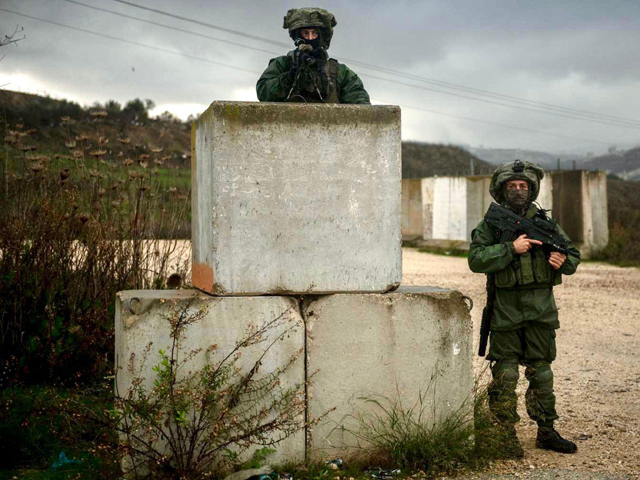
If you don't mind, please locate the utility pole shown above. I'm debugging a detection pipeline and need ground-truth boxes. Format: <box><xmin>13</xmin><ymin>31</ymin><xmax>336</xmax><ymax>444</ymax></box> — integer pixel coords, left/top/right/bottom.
<box><xmin>469</xmin><ymin>156</ymin><xmax>474</xmax><ymax>176</ymax></box>
<box><xmin>557</xmin><ymin>158</ymin><xmax>560</xmax><ymax>170</ymax></box>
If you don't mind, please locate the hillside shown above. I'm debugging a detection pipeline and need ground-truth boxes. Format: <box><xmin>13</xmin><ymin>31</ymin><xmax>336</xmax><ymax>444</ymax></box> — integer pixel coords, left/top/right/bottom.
<box><xmin>402</xmin><ymin>142</ymin><xmax>494</xmax><ymax>178</ymax></box>
<box><xmin>0</xmin><ymin>89</ymin><xmax>191</xmax><ymax>166</ymax></box>
<box><xmin>582</xmin><ymin>148</ymin><xmax>640</xmax><ymax>180</ymax></box>
<box><xmin>468</xmin><ymin>146</ymin><xmax>588</xmax><ymax>170</ymax></box>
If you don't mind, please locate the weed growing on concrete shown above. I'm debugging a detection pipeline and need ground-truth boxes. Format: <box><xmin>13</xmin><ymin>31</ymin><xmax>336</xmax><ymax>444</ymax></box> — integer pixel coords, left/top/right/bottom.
<box><xmin>333</xmin><ymin>369</ymin><xmax>519</xmax><ymax>477</ymax></box>
<box><xmin>348</xmin><ymin>378</ymin><xmax>474</xmax><ymax>475</ymax></box>
<box><xmin>111</xmin><ymin>300</ymin><xmax>311</xmax><ymax>479</ymax></box>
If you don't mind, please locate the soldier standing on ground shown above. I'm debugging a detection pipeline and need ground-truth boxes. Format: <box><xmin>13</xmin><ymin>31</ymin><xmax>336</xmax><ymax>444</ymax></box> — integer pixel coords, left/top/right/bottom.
<box><xmin>256</xmin><ymin>8</ymin><xmax>370</xmax><ymax>104</ymax></box>
<box><xmin>468</xmin><ymin>160</ymin><xmax>581</xmax><ymax>457</ymax></box>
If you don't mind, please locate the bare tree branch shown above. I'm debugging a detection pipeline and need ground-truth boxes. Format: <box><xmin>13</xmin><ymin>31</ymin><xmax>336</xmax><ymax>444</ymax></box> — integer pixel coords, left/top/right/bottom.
<box><xmin>0</xmin><ymin>25</ymin><xmax>25</xmax><ymax>48</ymax></box>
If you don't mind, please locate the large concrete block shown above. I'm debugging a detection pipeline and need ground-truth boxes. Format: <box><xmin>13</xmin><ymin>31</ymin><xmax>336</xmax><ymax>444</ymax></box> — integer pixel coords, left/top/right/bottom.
<box><xmin>305</xmin><ymin>286</ymin><xmax>473</xmax><ymax>459</ymax></box>
<box><xmin>114</xmin><ymin>290</ymin><xmax>306</xmax><ymax>466</ymax></box>
<box><xmin>551</xmin><ymin>170</ymin><xmax>608</xmax><ymax>257</ymax></box>
<box><xmin>192</xmin><ymin>101</ymin><xmax>402</xmax><ymax>295</ymax></box>
<box><xmin>401</xmin><ymin>179</ymin><xmax>423</xmax><ymax>239</ymax></box>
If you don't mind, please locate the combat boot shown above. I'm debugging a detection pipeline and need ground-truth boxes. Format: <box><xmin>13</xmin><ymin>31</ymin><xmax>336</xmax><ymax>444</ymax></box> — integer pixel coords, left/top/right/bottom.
<box><xmin>536</xmin><ymin>427</ymin><xmax>577</xmax><ymax>453</ymax></box>
<box><xmin>503</xmin><ymin>426</ymin><xmax>524</xmax><ymax>458</ymax></box>
<box><xmin>491</xmin><ymin>425</ymin><xmax>524</xmax><ymax>459</ymax></box>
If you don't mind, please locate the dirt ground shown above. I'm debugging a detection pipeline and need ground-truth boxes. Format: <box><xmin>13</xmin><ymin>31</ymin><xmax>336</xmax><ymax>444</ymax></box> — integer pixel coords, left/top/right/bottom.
<box><xmin>401</xmin><ymin>248</ymin><xmax>640</xmax><ymax>478</ymax></box>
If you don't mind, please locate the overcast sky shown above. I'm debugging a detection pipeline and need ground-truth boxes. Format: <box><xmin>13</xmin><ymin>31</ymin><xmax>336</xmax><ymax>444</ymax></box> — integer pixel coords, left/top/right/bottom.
<box><xmin>1</xmin><ymin>0</ymin><xmax>640</xmax><ymax>155</ymax></box>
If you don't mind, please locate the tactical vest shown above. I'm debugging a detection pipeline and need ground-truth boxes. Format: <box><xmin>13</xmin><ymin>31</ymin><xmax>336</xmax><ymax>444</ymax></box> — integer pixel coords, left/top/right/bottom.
<box><xmin>287</xmin><ymin>56</ymin><xmax>340</xmax><ymax>104</ymax></box>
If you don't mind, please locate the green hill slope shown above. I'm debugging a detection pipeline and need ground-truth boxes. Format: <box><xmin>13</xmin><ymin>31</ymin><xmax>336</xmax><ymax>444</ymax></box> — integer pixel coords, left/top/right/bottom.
<box><xmin>402</xmin><ymin>141</ymin><xmax>494</xmax><ymax>178</ymax></box>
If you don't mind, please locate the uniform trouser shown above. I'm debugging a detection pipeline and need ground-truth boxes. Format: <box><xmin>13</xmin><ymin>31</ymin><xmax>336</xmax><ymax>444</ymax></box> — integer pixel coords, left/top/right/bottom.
<box><xmin>487</xmin><ymin>323</ymin><xmax>558</xmax><ymax>428</ymax></box>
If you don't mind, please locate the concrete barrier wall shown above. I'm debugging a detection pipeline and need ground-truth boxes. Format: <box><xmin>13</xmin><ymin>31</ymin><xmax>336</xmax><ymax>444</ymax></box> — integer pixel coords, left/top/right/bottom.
<box><xmin>115</xmin><ymin>288</ymin><xmax>473</xmax><ymax>463</ymax></box>
<box><xmin>403</xmin><ymin>171</ymin><xmax>606</xmax><ymax>256</ymax></box>
<box><xmin>192</xmin><ymin>102</ymin><xmax>402</xmax><ymax>295</ymax></box>
<box><xmin>551</xmin><ymin>170</ymin><xmax>608</xmax><ymax>255</ymax></box>
<box><xmin>401</xmin><ymin>179</ymin><xmax>423</xmax><ymax>238</ymax></box>
<box><xmin>583</xmin><ymin>171</ymin><xmax>609</xmax><ymax>254</ymax></box>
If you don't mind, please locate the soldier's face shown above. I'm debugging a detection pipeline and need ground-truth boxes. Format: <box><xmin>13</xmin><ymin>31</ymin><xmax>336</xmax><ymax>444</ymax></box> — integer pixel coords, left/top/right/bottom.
<box><xmin>300</xmin><ymin>28</ymin><xmax>319</xmax><ymax>40</ymax></box>
<box><xmin>506</xmin><ymin>180</ymin><xmax>529</xmax><ymax>191</ymax></box>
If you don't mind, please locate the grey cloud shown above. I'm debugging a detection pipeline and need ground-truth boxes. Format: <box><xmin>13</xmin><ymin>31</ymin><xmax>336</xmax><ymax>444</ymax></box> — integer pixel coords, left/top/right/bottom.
<box><xmin>1</xmin><ymin>0</ymin><xmax>639</xmax><ymax>154</ymax></box>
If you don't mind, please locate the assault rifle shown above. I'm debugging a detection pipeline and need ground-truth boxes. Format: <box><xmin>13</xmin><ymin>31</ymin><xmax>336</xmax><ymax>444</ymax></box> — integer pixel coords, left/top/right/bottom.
<box><xmin>477</xmin><ymin>203</ymin><xmax>579</xmax><ymax>357</ymax></box>
<box><xmin>484</xmin><ymin>202</ymin><xmax>573</xmax><ymax>255</ymax></box>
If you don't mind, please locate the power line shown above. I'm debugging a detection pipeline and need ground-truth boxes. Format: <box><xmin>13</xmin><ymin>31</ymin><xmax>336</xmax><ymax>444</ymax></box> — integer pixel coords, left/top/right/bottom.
<box><xmin>377</xmin><ymin>100</ymin><xmax>613</xmax><ymax>146</ymax></box>
<box><xmin>362</xmin><ymin>72</ymin><xmax>640</xmax><ymax>131</ymax></box>
<box><xmin>105</xmin><ymin>0</ymin><xmax>640</xmax><ymax>129</ymax></box>
<box><xmin>60</xmin><ymin>0</ymin><xmax>282</xmax><ymax>58</ymax></box>
<box><xmin>0</xmin><ymin>7</ymin><xmax>619</xmax><ymax>145</ymax></box>
<box><xmin>0</xmin><ymin>8</ymin><xmax>262</xmax><ymax>76</ymax></box>
<box><xmin>110</xmin><ymin>0</ymin><xmax>289</xmax><ymax>49</ymax></box>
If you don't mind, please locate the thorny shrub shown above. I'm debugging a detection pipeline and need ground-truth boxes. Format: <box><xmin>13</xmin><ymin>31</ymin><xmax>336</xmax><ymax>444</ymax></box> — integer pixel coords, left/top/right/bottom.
<box><xmin>109</xmin><ymin>299</ymin><xmax>311</xmax><ymax>479</ymax></box>
<box><xmin>0</xmin><ymin>113</ymin><xmax>191</xmax><ymax>386</ymax></box>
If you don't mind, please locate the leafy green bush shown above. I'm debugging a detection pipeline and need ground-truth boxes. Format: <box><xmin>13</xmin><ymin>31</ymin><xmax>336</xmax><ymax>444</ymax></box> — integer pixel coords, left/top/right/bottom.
<box><xmin>112</xmin><ymin>299</ymin><xmax>308</xmax><ymax>479</ymax></box>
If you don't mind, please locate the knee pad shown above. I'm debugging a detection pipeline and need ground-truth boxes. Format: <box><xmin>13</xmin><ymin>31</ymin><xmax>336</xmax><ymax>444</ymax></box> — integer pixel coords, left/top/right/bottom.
<box><xmin>492</xmin><ymin>360</ymin><xmax>519</xmax><ymax>388</ymax></box>
<box><xmin>526</xmin><ymin>362</ymin><xmax>553</xmax><ymax>391</ymax></box>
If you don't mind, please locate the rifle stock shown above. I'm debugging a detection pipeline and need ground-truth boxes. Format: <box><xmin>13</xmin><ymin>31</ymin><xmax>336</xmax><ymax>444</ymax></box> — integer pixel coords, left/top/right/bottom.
<box><xmin>478</xmin><ymin>273</ymin><xmax>495</xmax><ymax>357</ymax></box>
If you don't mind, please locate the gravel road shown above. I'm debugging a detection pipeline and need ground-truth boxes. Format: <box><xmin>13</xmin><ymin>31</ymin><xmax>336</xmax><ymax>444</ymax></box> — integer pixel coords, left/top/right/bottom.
<box><xmin>401</xmin><ymin>248</ymin><xmax>640</xmax><ymax>479</ymax></box>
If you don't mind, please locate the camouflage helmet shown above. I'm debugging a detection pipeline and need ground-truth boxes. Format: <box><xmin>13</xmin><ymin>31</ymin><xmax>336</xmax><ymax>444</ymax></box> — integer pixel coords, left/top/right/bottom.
<box><xmin>489</xmin><ymin>159</ymin><xmax>545</xmax><ymax>204</ymax></box>
<box><xmin>283</xmin><ymin>8</ymin><xmax>337</xmax><ymax>48</ymax></box>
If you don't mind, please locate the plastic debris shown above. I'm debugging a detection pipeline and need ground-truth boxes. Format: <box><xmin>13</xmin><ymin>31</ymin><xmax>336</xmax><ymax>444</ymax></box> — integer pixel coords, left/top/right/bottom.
<box><xmin>325</xmin><ymin>458</ymin><xmax>343</xmax><ymax>469</ymax></box>
<box><xmin>51</xmin><ymin>452</ymin><xmax>82</xmax><ymax>469</ymax></box>
<box><xmin>365</xmin><ymin>468</ymin><xmax>401</xmax><ymax>479</ymax></box>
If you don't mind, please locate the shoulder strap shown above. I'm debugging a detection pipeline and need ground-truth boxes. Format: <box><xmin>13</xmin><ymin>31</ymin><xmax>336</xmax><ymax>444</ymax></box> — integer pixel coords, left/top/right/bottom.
<box><xmin>325</xmin><ymin>59</ymin><xmax>340</xmax><ymax>103</ymax></box>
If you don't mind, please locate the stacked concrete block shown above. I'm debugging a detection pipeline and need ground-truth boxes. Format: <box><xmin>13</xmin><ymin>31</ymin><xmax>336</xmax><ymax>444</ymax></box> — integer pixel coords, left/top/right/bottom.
<box><xmin>192</xmin><ymin>102</ymin><xmax>402</xmax><ymax>295</ymax></box>
<box><xmin>305</xmin><ymin>287</ymin><xmax>473</xmax><ymax>460</ymax></box>
<box><xmin>116</xmin><ymin>101</ymin><xmax>474</xmax><ymax>468</ymax></box>
<box><xmin>115</xmin><ymin>290</ymin><xmax>306</xmax><ymax>465</ymax></box>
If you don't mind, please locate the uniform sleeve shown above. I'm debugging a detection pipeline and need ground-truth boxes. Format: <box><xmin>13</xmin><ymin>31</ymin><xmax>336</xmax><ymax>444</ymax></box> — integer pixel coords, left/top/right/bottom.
<box><xmin>256</xmin><ymin>56</ymin><xmax>294</xmax><ymax>102</ymax></box>
<box><xmin>338</xmin><ymin>65</ymin><xmax>371</xmax><ymax>104</ymax></box>
<box><xmin>557</xmin><ymin>224</ymin><xmax>581</xmax><ymax>275</ymax></box>
<box><xmin>468</xmin><ymin>221</ymin><xmax>516</xmax><ymax>273</ymax></box>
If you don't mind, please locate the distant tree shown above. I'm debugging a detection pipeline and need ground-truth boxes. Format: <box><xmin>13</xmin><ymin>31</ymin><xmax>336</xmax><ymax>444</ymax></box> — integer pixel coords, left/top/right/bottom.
<box><xmin>144</xmin><ymin>98</ymin><xmax>156</xmax><ymax>111</ymax></box>
<box><xmin>123</xmin><ymin>98</ymin><xmax>150</xmax><ymax>124</ymax></box>
<box><xmin>104</xmin><ymin>99</ymin><xmax>122</xmax><ymax>115</ymax></box>
<box><xmin>158</xmin><ymin>110</ymin><xmax>177</xmax><ymax>123</ymax></box>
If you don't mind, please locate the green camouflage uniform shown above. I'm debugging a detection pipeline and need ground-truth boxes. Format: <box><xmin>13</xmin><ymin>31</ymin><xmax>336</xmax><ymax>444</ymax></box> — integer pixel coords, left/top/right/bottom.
<box><xmin>256</xmin><ymin>8</ymin><xmax>370</xmax><ymax>104</ymax></box>
<box><xmin>468</xmin><ymin>161</ymin><xmax>580</xmax><ymax>429</ymax></box>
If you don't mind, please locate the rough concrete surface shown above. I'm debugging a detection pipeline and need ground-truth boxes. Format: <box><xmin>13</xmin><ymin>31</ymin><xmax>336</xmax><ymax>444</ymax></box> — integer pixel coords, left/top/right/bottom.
<box><xmin>305</xmin><ymin>286</ymin><xmax>473</xmax><ymax>460</ymax></box>
<box><xmin>402</xmin><ymin>249</ymin><xmax>640</xmax><ymax>478</ymax></box>
<box><xmin>402</xmin><ymin>179</ymin><xmax>423</xmax><ymax>238</ymax></box>
<box><xmin>115</xmin><ymin>290</ymin><xmax>306</xmax><ymax>465</ymax></box>
<box><xmin>192</xmin><ymin>101</ymin><xmax>402</xmax><ymax>295</ymax></box>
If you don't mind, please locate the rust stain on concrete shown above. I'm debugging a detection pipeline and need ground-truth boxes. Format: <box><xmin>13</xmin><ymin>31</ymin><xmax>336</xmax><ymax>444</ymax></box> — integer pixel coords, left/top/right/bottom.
<box><xmin>192</xmin><ymin>262</ymin><xmax>214</xmax><ymax>293</ymax></box>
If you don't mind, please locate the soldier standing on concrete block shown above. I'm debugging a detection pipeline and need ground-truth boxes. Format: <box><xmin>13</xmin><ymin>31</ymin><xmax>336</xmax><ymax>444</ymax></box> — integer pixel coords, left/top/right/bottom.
<box><xmin>468</xmin><ymin>160</ymin><xmax>581</xmax><ymax>457</ymax></box>
<box><xmin>256</xmin><ymin>8</ymin><xmax>371</xmax><ymax>104</ymax></box>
